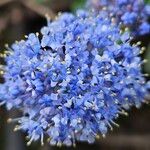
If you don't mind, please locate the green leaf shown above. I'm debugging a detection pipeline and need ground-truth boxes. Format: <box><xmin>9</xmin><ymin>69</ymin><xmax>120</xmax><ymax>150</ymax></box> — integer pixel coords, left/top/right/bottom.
<box><xmin>145</xmin><ymin>0</ymin><xmax>150</xmax><ymax>4</ymax></box>
<box><xmin>71</xmin><ymin>0</ymin><xmax>86</xmax><ymax>12</ymax></box>
<box><xmin>36</xmin><ymin>0</ymin><xmax>45</xmax><ymax>4</ymax></box>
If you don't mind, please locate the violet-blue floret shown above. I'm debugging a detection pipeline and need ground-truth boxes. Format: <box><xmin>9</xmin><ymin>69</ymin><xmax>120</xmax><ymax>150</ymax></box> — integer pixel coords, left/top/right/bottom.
<box><xmin>0</xmin><ymin>11</ymin><xmax>150</xmax><ymax>146</ymax></box>
<box><xmin>86</xmin><ymin>0</ymin><xmax>150</xmax><ymax>36</ymax></box>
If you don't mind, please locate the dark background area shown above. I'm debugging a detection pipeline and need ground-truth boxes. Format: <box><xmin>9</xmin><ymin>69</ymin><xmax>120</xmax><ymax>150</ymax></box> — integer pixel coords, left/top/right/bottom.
<box><xmin>0</xmin><ymin>0</ymin><xmax>150</xmax><ymax>150</ymax></box>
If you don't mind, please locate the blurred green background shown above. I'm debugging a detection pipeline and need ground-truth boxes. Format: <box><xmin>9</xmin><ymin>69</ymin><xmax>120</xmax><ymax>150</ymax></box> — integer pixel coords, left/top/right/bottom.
<box><xmin>0</xmin><ymin>0</ymin><xmax>150</xmax><ymax>150</ymax></box>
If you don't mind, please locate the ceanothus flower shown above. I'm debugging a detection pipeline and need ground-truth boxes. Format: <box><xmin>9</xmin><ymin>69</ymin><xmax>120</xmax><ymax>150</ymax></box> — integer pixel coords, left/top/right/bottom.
<box><xmin>86</xmin><ymin>0</ymin><xmax>150</xmax><ymax>36</ymax></box>
<box><xmin>0</xmin><ymin>10</ymin><xmax>149</xmax><ymax>147</ymax></box>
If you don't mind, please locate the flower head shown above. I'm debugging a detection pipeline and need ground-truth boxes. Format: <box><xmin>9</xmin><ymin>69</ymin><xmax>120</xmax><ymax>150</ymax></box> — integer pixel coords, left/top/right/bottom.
<box><xmin>0</xmin><ymin>10</ymin><xmax>149</xmax><ymax>146</ymax></box>
<box><xmin>86</xmin><ymin>0</ymin><xmax>150</xmax><ymax>36</ymax></box>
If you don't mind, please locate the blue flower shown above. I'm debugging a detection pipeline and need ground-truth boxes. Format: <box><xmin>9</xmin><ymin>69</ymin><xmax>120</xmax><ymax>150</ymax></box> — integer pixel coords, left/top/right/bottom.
<box><xmin>0</xmin><ymin>11</ymin><xmax>149</xmax><ymax>146</ymax></box>
<box><xmin>139</xmin><ymin>22</ymin><xmax>150</xmax><ymax>35</ymax></box>
<box><xmin>121</xmin><ymin>12</ymin><xmax>138</xmax><ymax>25</ymax></box>
<box><xmin>86</xmin><ymin>0</ymin><xmax>150</xmax><ymax>36</ymax></box>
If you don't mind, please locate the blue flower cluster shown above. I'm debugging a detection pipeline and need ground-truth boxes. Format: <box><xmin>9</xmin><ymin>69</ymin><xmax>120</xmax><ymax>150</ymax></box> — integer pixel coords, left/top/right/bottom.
<box><xmin>86</xmin><ymin>0</ymin><xmax>150</xmax><ymax>36</ymax></box>
<box><xmin>0</xmin><ymin>11</ymin><xmax>149</xmax><ymax>146</ymax></box>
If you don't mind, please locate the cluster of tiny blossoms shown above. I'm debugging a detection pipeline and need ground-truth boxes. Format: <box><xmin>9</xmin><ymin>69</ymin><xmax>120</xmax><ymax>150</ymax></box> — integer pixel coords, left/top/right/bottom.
<box><xmin>0</xmin><ymin>11</ymin><xmax>150</xmax><ymax>146</ymax></box>
<box><xmin>86</xmin><ymin>0</ymin><xmax>150</xmax><ymax>36</ymax></box>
